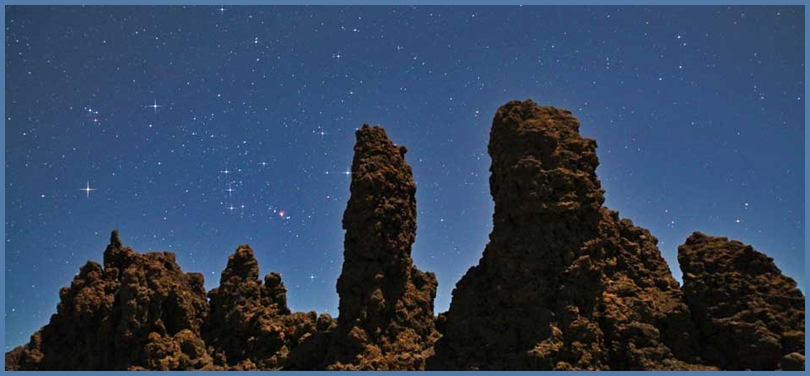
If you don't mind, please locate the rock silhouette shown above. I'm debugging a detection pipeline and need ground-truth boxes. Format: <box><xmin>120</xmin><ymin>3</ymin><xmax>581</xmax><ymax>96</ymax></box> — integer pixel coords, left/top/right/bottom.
<box><xmin>204</xmin><ymin>245</ymin><xmax>334</xmax><ymax>370</ymax></box>
<box><xmin>321</xmin><ymin>124</ymin><xmax>439</xmax><ymax>370</ymax></box>
<box><xmin>679</xmin><ymin>232</ymin><xmax>805</xmax><ymax>370</ymax></box>
<box><xmin>5</xmin><ymin>102</ymin><xmax>804</xmax><ymax>371</ymax></box>
<box><xmin>6</xmin><ymin>231</ymin><xmax>212</xmax><ymax>370</ymax></box>
<box><xmin>428</xmin><ymin>100</ymin><xmax>709</xmax><ymax>370</ymax></box>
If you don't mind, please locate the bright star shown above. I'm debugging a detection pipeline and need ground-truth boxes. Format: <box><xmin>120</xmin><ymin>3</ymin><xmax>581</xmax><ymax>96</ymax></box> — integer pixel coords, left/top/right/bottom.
<box><xmin>326</xmin><ymin>168</ymin><xmax>353</xmax><ymax>180</ymax></box>
<box><xmin>80</xmin><ymin>181</ymin><xmax>96</xmax><ymax>198</ymax></box>
<box><xmin>147</xmin><ymin>99</ymin><xmax>162</xmax><ymax>113</ymax></box>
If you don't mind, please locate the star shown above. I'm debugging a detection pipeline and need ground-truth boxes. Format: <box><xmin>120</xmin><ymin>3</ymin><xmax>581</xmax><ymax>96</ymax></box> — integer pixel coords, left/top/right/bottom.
<box><xmin>79</xmin><ymin>181</ymin><xmax>95</xmax><ymax>198</ymax></box>
<box><xmin>309</xmin><ymin>274</ymin><xmax>316</xmax><ymax>280</ymax></box>
<box><xmin>218</xmin><ymin>6</ymin><xmax>226</xmax><ymax>15</ymax></box>
<box><xmin>147</xmin><ymin>99</ymin><xmax>162</xmax><ymax>114</ymax></box>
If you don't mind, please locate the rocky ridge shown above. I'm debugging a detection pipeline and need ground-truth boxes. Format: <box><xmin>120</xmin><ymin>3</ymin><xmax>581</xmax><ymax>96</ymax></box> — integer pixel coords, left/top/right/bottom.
<box><xmin>6</xmin><ymin>231</ymin><xmax>212</xmax><ymax>370</ymax></box>
<box><xmin>6</xmin><ymin>101</ymin><xmax>804</xmax><ymax>371</ymax></box>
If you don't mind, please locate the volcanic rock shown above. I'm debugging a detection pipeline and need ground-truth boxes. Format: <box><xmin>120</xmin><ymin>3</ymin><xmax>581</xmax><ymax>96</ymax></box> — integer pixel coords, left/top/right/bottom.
<box><xmin>678</xmin><ymin>232</ymin><xmax>805</xmax><ymax>370</ymax></box>
<box><xmin>428</xmin><ymin>100</ymin><xmax>707</xmax><ymax>370</ymax></box>
<box><xmin>6</xmin><ymin>101</ymin><xmax>805</xmax><ymax>372</ymax></box>
<box><xmin>321</xmin><ymin>124</ymin><xmax>439</xmax><ymax>370</ymax></box>
<box><xmin>204</xmin><ymin>245</ymin><xmax>332</xmax><ymax>370</ymax></box>
<box><xmin>5</xmin><ymin>231</ymin><xmax>213</xmax><ymax>371</ymax></box>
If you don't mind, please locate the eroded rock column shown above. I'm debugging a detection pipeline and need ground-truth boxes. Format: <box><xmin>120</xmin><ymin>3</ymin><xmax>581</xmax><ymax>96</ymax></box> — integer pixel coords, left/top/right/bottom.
<box><xmin>324</xmin><ymin>124</ymin><xmax>438</xmax><ymax>370</ymax></box>
<box><xmin>429</xmin><ymin>100</ymin><xmax>706</xmax><ymax>370</ymax></box>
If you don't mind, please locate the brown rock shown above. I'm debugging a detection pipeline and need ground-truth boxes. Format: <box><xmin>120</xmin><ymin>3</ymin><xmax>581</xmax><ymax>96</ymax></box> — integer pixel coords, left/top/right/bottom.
<box><xmin>5</xmin><ymin>231</ymin><xmax>211</xmax><ymax>370</ymax></box>
<box><xmin>678</xmin><ymin>232</ymin><xmax>805</xmax><ymax>370</ymax></box>
<box><xmin>204</xmin><ymin>245</ymin><xmax>325</xmax><ymax>370</ymax></box>
<box><xmin>429</xmin><ymin>100</ymin><xmax>707</xmax><ymax>370</ymax></box>
<box><xmin>322</xmin><ymin>124</ymin><xmax>439</xmax><ymax>370</ymax></box>
<box><xmin>782</xmin><ymin>353</ymin><xmax>805</xmax><ymax>371</ymax></box>
<box><xmin>6</xmin><ymin>101</ymin><xmax>804</xmax><ymax>371</ymax></box>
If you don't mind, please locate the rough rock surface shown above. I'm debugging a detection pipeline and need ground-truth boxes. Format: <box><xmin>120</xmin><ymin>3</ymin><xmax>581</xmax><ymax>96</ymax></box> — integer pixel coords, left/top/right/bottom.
<box><xmin>204</xmin><ymin>245</ymin><xmax>334</xmax><ymax>370</ymax></box>
<box><xmin>678</xmin><ymin>232</ymin><xmax>805</xmax><ymax>370</ymax></box>
<box><xmin>6</xmin><ymin>103</ymin><xmax>806</xmax><ymax>372</ymax></box>
<box><xmin>428</xmin><ymin>100</ymin><xmax>708</xmax><ymax>370</ymax></box>
<box><xmin>5</xmin><ymin>231</ymin><xmax>213</xmax><ymax>371</ymax></box>
<box><xmin>321</xmin><ymin>124</ymin><xmax>439</xmax><ymax>370</ymax></box>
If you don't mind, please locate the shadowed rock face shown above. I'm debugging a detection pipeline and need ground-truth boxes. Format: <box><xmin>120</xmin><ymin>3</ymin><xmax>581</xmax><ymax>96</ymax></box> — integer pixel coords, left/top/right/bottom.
<box><xmin>429</xmin><ymin>100</ymin><xmax>707</xmax><ymax>370</ymax></box>
<box><xmin>4</xmin><ymin>234</ymin><xmax>337</xmax><ymax>372</ymax></box>
<box><xmin>5</xmin><ymin>103</ymin><xmax>805</xmax><ymax>372</ymax></box>
<box><xmin>679</xmin><ymin>232</ymin><xmax>805</xmax><ymax>371</ymax></box>
<box><xmin>323</xmin><ymin>124</ymin><xmax>438</xmax><ymax>370</ymax></box>
<box><xmin>5</xmin><ymin>231</ymin><xmax>213</xmax><ymax>371</ymax></box>
<box><xmin>205</xmin><ymin>245</ymin><xmax>334</xmax><ymax>370</ymax></box>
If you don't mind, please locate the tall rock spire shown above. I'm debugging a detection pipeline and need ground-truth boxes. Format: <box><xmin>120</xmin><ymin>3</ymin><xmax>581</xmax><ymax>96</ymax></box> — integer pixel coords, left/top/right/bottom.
<box><xmin>324</xmin><ymin>124</ymin><xmax>438</xmax><ymax>370</ymax></box>
<box><xmin>429</xmin><ymin>100</ymin><xmax>706</xmax><ymax>370</ymax></box>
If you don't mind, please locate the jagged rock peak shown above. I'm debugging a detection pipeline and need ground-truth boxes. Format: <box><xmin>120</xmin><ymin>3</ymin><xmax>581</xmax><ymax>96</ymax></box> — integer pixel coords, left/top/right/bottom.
<box><xmin>102</xmin><ymin>229</ymin><xmax>136</xmax><ymax>268</ymax></box>
<box><xmin>489</xmin><ymin>99</ymin><xmax>604</xmax><ymax>223</ymax></box>
<box><xmin>429</xmin><ymin>100</ymin><xmax>706</xmax><ymax>371</ymax></box>
<box><xmin>220</xmin><ymin>245</ymin><xmax>260</xmax><ymax>282</ymax></box>
<box><xmin>110</xmin><ymin>229</ymin><xmax>122</xmax><ymax>248</ymax></box>
<box><xmin>326</xmin><ymin>123</ymin><xmax>437</xmax><ymax>370</ymax></box>
<box><xmin>205</xmin><ymin>245</ymin><xmax>325</xmax><ymax>370</ymax></box>
<box><xmin>678</xmin><ymin>232</ymin><xmax>805</xmax><ymax>370</ymax></box>
<box><xmin>340</xmin><ymin>124</ymin><xmax>416</xmax><ymax>281</ymax></box>
<box><xmin>6</xmin><ymin>231</ymin><xmax>212</xmax><ymax>371</ymax></box>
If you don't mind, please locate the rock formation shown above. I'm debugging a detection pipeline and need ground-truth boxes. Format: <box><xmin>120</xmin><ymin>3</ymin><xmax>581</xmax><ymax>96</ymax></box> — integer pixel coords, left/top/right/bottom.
<box><xmin>5</xmin><ymin>102</ymin><xmax>805</xmax><ymax>372</ymax></box>
<box><xmin>204</xmin><ymin>245</ymin><xmax>335</xmax><ymax>370</ymax></box>
<box><xmin>679</xmin><ymin>232</ymin><xmax>805</xmax><ymax>370</ymax></box>
<box><xmin>321</xmin><ymin>124</ymin><xmax>439</xmax><ymax>370</ymax></box>
<box><xmin>428</xmin><ymin>100</ymin><xmax>709</xmax><ymax>370</ymax></box>
<box><xmin>5</xmin><ymin>231</ymin><xmax>213</xmax><ymax>371</ymax></box>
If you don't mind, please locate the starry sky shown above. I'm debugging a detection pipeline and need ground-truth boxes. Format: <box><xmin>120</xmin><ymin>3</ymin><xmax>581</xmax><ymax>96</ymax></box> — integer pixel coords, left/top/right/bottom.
<box><xmin>4</xmin><ymin>5</ymin><xmax>804</xmax><ymax>351</ymax></box>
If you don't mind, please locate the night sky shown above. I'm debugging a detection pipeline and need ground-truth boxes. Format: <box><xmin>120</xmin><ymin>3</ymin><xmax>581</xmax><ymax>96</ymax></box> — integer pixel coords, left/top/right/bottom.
<box><xmin>4</xmin><ymin>5</ymin><xmax>804</xmax><ymax>350</ymax></box>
